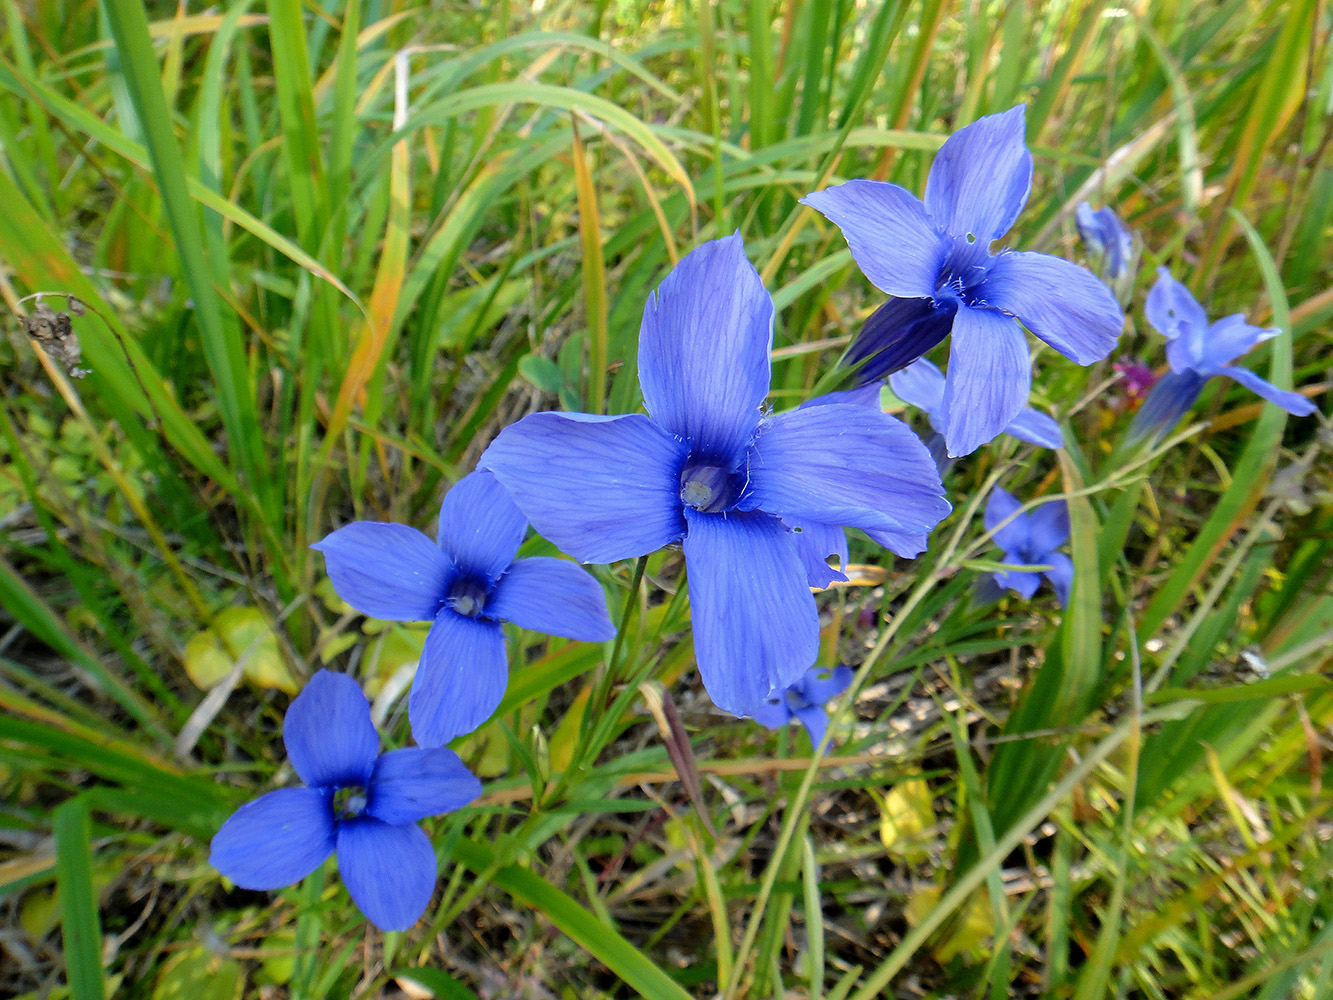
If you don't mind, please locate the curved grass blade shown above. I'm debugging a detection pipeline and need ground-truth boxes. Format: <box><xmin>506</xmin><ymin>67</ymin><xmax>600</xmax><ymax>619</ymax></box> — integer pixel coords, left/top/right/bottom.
<box><xmin>451</xmin><ymin>838</ymin><xmax>693</xmax><ymax>1000</ymax></box>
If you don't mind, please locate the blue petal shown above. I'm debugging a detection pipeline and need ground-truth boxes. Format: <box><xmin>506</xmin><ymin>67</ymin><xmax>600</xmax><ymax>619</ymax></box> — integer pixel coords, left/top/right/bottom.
<box><xmin>940</xmin><ymin>306</ymin><xmax>1030</xmax><ymax>457</ymax></box>
<box><xmin>1043</xmin><ymin>553</ymin><xmax>1075</xmax><ymax>608</ymax></box>
<box><xmin>800</xmin><ymin>385</ymin><xmax>883</xmax><ymax>409</ymax></box>
<box><xmin>996</xmin><ymin>562</ymin><xmax>1042</xmax><ymax>599</ymax></box>
<box><xmin>284</xmin><ymin>670</ymin><xmax>379</xmax><ymax>788</ymax></box>
<box><xmin>1003</xmin><ymin>407</ymin><xmax>1063</xmax><ymax>449</ymax></box>
<box><xmin>336</xmin><ymin>818</ymin><xmax>436</xmax><ymax>931</ymax></box>
<box><xmin>637</xmin><ymin>234</ymin><xmax>772</xmax><ymax>461</ymax></box>
<box><xmin>795</xmin><ymin>664</ymin><xmax>855</xmax><ymax>707</ymax></box>
<box><xmin>846</xmin><ymin>296</ymin><xmax>957</xmax><ymax>383</ymax></box>
<box><xmin>209</xmin><ymin>787</ymin><xmax>334</xmax><ymax>890</ymax></box>
<box><xmin>1218</xmin><ymin>365</ymin><xmax>1318</xmax><ymax>416</ymax></box>
<box><xmin>367</xmin><ymin>747</ymin><xmax>483</xmax><ymax>825</ymax></box>
<box><xmin>801</xmin><ymin>181</ymin><xmax>942</xmax><ymax>299</ymax></box>
<box><xmin>924</xmin><ymin>105</ymin><xmax>1032</xmax><ymax>243</ymax></box>
<box><xmin>984</xmin><ymin>487</ymin><xmax>1029</xmax><ymax>553</ymax></box>
<box><xmin>478</xmin><ymin>412</ymin><xmax>689</xmax><ymax>564</ymax></box>
<box><xmin>888</xmin><ymin>357</ymin><xmax>946</xmax><ymax>427</ymax></box>
<box><xmin>409</xmin><ymin>611</ymin><xmax>508</xmax><ymax>747</ymax></box>
<box><xmin>1027</xmin><ymin>499</ymin><xmax>1070</xmax><ymax>553</ymax></box>
<box><xmin>436</xmin><ymin>470</ymin><xmax>527</xmax><ymax>585</ymax></box>
<box><xmin>863</xmin><ymin>527</ymin><xmax>929</xmax><ymax>558</ymax></box>
<box><xmin>786</xmin><ymin>519</ymin><xmax>850</xmax><ymax>589</ymax></box>
<box><xmin>751</xmin><ymin>698</ymin><xmax>793</xmax><ymax>730</ymax></box>
<box><xmin>682</xmin><ymin>509</ymin><xmax>818</xmax><ymax>716</ymax></box>
<box><xmin>1127</xmin><ymin>369</ymin><xmax>1209</xmax><ymax>443</ymax></box>
<box><xmin>1199</xmin><ymin>315</ymin><xmax>1275</xmax><ymax>369</ymax></box>
<box><xmin>487</xmin><ymin>556</ymin><xmax>616</xmax><ymax>641</ymax></box>
<box><xmin>983</xmin><ymin>251</ymin><xmax>1123</xmax><ymax>365</ymax></box>
<box><xmin>741</xmin><ymin>403</ymin><xmax>950</xmax><ymax>536</ymax></box>
<box><xmin>1145</xmin><ymin>268</ymin><xmax>1209</xmax><ymax>364</ymax></box>
<box><xmin>312</xmin><ymin>523</ymin><xmax>451</xmax><ymax>622</ymax></box>
<box><xmin>792</xmin><ymin>702</ymin><xmax>831</xmax><ymax>747</ymax></box>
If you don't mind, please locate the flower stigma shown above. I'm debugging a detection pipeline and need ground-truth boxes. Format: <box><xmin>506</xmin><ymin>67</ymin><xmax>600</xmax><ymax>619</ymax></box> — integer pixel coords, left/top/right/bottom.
<box><xmin>679</xmin><ymin>461</ymin><xmax>741</xmax><ymax>514</ymax></box>
<box><xmin>447</xmin><ymin>577</ymin><xmax>489</xmax><ymax>618</ymax></box>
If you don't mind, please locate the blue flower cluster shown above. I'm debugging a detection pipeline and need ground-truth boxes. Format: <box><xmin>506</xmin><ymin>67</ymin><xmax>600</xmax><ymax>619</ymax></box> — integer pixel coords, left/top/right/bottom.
<box><xmin>210</xmin><ymin>104</ymin><xmax>1319</xmax><ymax>932</ymax></box>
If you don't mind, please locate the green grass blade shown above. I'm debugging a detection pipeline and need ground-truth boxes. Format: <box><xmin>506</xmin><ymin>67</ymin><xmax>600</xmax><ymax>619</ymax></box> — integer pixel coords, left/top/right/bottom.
<box><xmin>451</xmin><ymin>838</ymin><xmax>694</xmax><ymax>1000</ymax></box>
<box><xmin>54</xmin><ymin>797</ymin><xmax>106</xmax><ymax>1000</ymax></box>
<box><xmin>102</xmin><ymin>0</ymin><xmax>268</xmax><ymax>502</ymax></box>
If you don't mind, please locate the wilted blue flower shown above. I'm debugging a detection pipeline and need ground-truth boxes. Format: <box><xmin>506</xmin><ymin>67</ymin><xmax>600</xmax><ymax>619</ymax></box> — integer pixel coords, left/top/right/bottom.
<box><xmin>890</xmin><ymin>357</ymin><xmax>1063</xmax><ymax>461</ymax></box>
<box><xmin>1076</xmin><ymin>201</ymin><xmax>1140</xmax><ymax>303</ymax></box>
<box><xmin>802</xmin><ymin>105</ymin><xmax>1124</xmax><ymax>457</ymax></box>
<box><xmin>209</xmin><ymin>670</ymin><xmax>482</xmax><ymax>931</ymax></box>
<box><xmin>479</xmin><ymin>235</ymin><xmax>949</xmax><ymax>717</ymax></box>
<box><xmin>984</xmin><ymin>487</ymin><xmax>1073</xmax><ymax>606</ymax></box>
<box><xmin>313</xmin><ymin>470</ymin><xmax>615</xmax><ymax>747</ymax></box>
<box><xmin>752</xmin><ymin>665</ymin><xmax>855</xmax><ymax>747</ymax></box>
<box><xmin>1130</xmin><ymin>268</ymin><xmax>1316</xmax><ymax>441</ymax></box>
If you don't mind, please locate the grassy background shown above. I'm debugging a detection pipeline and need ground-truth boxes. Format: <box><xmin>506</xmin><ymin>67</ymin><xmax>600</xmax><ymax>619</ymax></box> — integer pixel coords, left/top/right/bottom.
<box><xmin>1</xmin><ymin>0</ymin><xmax>1330</xmax><ymax>997</ymax></box>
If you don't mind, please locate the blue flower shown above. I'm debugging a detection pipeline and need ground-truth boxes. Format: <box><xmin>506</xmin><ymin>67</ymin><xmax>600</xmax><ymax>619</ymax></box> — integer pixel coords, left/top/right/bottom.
<box><xmin>801</xmin><ymin>105</ymin><xmax>1124</xmax><ymax>458</ymax></box>
<box><xmin>1075</xmin><ymin>201</ymin><xmax>1139</xmax><ymax>302</ymax></box>
<box><xmin>478</xmin><ymin>235</ymin><xmax>950</xmax><ymax>717</ymax></box>
<box><xmin>1130</xmin><ymin>268</ymin><xmax>1316</xmax><ymax>441</ymax></box>
<box><xmin>312</xmin><ymin>470</ymin><xmax>615</xmax><ymax>747</ymax></box>
<box><xmin>752</xmin><ymin>665</ymin><xmax>855</xmax><ymax>747</ymax></box>
<box><xmin>209</xmin><ymin>670</ymin><xmax>482</xmax><ymax>931</ymax></box>
<box><xmin>983</xmin><ymin>487</ymin><xmax>1073</xmax><ymax>606</ymax></box>
<box><xmin>890</xmin><ymin>357</ymin><xmax>1063</xmax><ymax>460</ymax></box>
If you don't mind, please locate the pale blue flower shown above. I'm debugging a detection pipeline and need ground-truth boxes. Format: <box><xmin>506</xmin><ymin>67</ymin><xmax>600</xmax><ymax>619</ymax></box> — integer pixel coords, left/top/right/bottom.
<box><xmin>802</xmin><ymin>106</ymin><xmax>1123</xmax><ymax>457</ymax></box>
<box><xmin>984</xmin><ymin>488</ymin><xmax>1073</xmax><ymax>606</ymax></box>
<box><xmin>209</xmin><ymin>671</ymin><xmax>481</xmax><ymax>931</ymax></box>
<box><xmin>478</xmin><ymin>235</ymin><xmax>949</xmax><ymax>717</ymax></box>
<box><xmin>751</xmin><ymin>665</ymin><xmax>855</xmax><ymax>747</ymax></box>
<box><xmin>313</xmin><ymin>470</ymin><xmax>615</xmax><ymax>747</ymax></box>
<box><xmin>1131</xmin><ymin>268</ymin><xmax>1316</xmax><ymax>440</ymax></box>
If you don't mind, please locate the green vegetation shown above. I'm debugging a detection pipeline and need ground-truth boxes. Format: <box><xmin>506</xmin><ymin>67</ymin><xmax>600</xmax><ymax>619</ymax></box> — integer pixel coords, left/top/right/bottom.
<box><xmin>1</xmin><ymin>0</ymin><xmax>1330</xmax><ymax>996</ymax></box>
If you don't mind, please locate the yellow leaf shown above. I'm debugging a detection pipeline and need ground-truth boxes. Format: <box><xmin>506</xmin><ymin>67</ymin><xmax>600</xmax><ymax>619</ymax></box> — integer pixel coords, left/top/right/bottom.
<box><xmin>183</xmin><ymin>608</ymin><xmax>297</xmax><ymax>694</ymax></box>
<box><xmin>361</xmin><ymin>625</ymin><xmax>428</xmax><ymax>696</ymax></box>
<box><xmin>877</xmin><ymin>776</ymin><xmax>935</xmax><ymax>863</ymax></box>
<box><xmin>549</xmin><ymin>685</ymin><xmax>591</xmax><ymax>776</ymax></box>
<box><xmin>904</xmin><ymin>884</ymin><xmax>994</xmax><ymax>964</ymax></box>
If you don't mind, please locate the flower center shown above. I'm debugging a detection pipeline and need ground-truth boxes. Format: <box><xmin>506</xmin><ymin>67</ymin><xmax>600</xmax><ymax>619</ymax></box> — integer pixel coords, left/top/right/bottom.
<box><xmin>935</xmin><ymin>235</ymin><xmax>995</xmax><ymax>306</ymax></box>
<box><xmin>447</xmin><ymin>576</ymin><xmax>489</xmax><ymax>618</ymax></box>
<box><xmin>334</xmin><ymin>785</ymin><xmax>367</xmax><ymax>819</ymax></box>
<box><xmin>784</xmin><ymin>688</ymin><xmax>811</xmax><ymax>712</ymax></box>
<box><xmin>679</xmin><ymin>460</ymin><xmax>743</xmax><ymax>514</ymax></box>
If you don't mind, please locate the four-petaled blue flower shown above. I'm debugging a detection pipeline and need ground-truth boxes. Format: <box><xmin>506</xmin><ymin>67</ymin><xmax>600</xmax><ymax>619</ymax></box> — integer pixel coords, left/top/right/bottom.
<box><xmin>751</xmin><ymin>665</ymin><xmax>855</xmax><ymax>747</ymax></box>
<box><xmin>312</xmin><ymin>470</ymin><xmax>615</xmax><ymax>747</ymax></box>
<box><xmin>209</xmin><ymin>670</ymin><xmax>482</xmax><ymax>931</ymax></box>
<box><xmin>478</xmin><ymin>234</ymin><xmax>950</xmax><ymax>718</ymax></box>
<box><xmin>890</xmin><ymin>357</ymin><xmax>1063</xmax><ymax>468</ymax></box>
<box><xmin>1075</xmin><ymin>201</ymin><xmax>1139</xmax><ymax>302</ymax></box>
<box><xmin>801</xmin><ymin>105</ymin><xmax>1124</xmax><ymax>458</ymax></box>
<box><xmin>1130</xmin><ymin>267</ymin><xmax>1316</xmax><ymax>441</ymax></box>
<box><xmin>984</xmin><ymin>487</ymin><xmax>1073</xmax><ymax>606</ymax></box>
